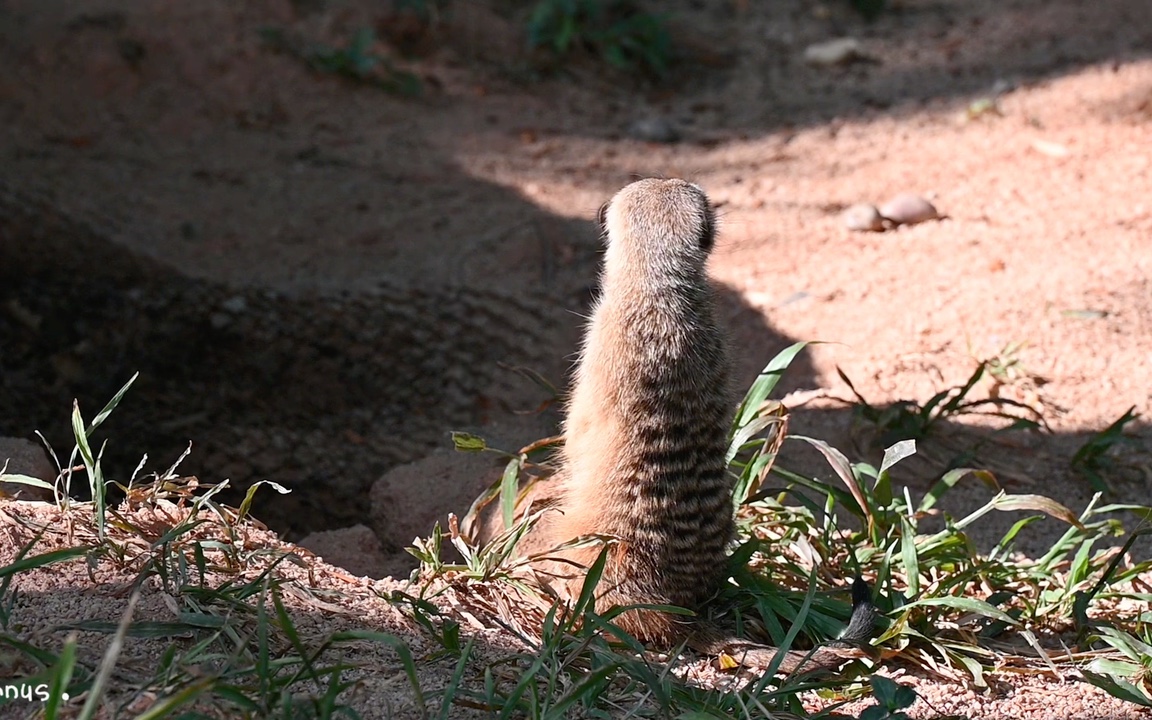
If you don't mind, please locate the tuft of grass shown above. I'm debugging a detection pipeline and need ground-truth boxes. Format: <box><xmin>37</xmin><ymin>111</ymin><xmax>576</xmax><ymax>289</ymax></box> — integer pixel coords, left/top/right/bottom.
<box><xmin>68</xmin><ymin>371</ymin><xmax>139</xmax><ymax>539</ymax></box>
<box><xmin>839</xmin><ymin>361</ymin><xmax>1044</xmax><ymax>452</ymax></box>
<box><xmin>1083</xmin><ymin>625</ymin><xmax>1152</xmax><ymax>707</ymax></box>
<box><xmin>0</xmin><ymin>377</ymin><xmax>423</xmax><ymax>718</ymax></box>
<box><xmin>982</xmin><ymin>340</ymin><xmax>1028</xmax><ymax>385</ymax></box>
<box><xmin>259</xmin><ymin>26</ymin><xmax>422</xmax><ymax>95</ymax></box>
<box><xmin>525</xmin><ymin>0</ymin><xmax>672</xmax><ymax>76</ymax></box>
<box><xmin>1071</xmin><ymin>406</ymin><xmax>1141</xmax><ymax>493</ymax></box>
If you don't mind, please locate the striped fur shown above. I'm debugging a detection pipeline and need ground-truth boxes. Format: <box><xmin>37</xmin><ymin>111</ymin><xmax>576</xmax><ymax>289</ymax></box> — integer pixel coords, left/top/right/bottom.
<box><xmin>541</xmin><ymin>178</ymin><xmax>735</xmax><ymax>643</ymax></box>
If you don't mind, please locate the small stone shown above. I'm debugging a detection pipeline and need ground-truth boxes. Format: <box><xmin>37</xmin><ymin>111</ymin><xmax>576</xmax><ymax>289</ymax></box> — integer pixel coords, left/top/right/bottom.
<box><xmin>803</xmin><ymin>38</ymin><xmax>864</xmax><ymax>67</ymax></box>
<box><xmin>842</xmin><ymin>203</ymin><xmax>885</xmax><ymax>232</ymax></box>
<box><xmin>879</xmin><ymin>193</ymin><xmax>939</xmax><ymax>225</ymax></box>
<box><xmin>627</xmin><ymin>117</ymin><xmax>681</xmax><ymax>144</ymax></box>
<box><xmin>221</xmin><ymin>295</ymin><xmax>248</xmax><ymax>313</ymax></box>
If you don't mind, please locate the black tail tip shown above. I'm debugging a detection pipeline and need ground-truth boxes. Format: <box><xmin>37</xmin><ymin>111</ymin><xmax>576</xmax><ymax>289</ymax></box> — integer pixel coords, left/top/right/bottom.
<box><xmin>851</xmin><ymin>575</ymin><xmax>872</xmax><ymax>606</ymax></box>
<box><xmin>841</xmin><ymin>576</ymin><xmax>879</xmax><ymax>644</ymax></box>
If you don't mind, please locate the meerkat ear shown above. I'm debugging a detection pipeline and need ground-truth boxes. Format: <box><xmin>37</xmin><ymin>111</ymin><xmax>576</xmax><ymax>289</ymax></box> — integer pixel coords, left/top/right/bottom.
<box><xmin>699</xmin><ymin>205</ymin><xmax>717</xmax><ymax>252</ymax></box>
<box><xmin>596</xmin><ymin>201</ymin><xmax>610</xmax><ymax>235</ymax></box>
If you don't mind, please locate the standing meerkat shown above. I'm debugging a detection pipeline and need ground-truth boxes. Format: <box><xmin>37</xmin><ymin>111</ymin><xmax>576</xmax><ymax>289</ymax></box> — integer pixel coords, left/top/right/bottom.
<box><xmin>477</xmin><ymin>178</ymin><xmax>873</xmax><ymax>672</ymax></box>
<box><xmin>546</xmin><ymin>177</ymin><xmax>735</xmax><ymax>645</ymax></box>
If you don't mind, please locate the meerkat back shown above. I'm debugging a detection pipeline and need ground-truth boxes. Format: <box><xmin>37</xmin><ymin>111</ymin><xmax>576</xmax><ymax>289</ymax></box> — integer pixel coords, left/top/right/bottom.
<box><xmin>549</xmin><ymin>178</ymin><xmax>735</xmax><ymax>643</ymax></box>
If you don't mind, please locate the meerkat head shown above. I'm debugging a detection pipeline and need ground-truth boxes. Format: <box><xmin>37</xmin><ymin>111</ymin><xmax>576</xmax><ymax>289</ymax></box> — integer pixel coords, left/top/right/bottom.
<box><xmin>598</xmin><ymin>178</ymin><xmax>717</xmax><ymax>275</ymax></box>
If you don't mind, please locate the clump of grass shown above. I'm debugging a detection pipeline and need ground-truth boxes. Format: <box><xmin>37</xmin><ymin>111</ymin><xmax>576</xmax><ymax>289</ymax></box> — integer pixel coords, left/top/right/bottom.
<box><xmin>0</xmin><ymin>380</ymin><xmax>423</xmax><ymax>718</ymax></box>
<box><xmin>1071</xmin><ymin>406</ymin><xmax>1141</xmax><ymax>493</ymax></box>
<box><xmin>525</xmin><ymin>0</ymin><xmax>672</xmax><ymax>76</ymax></box>
<box><xmin>259</xmin><ymin>26</ymin><xmax>422</xmax><ymax>95</ymax></box>
<box><xmin>839</xmin><ymin>360</ymin><xmax>1045</xmax><ymax>452</ymax></box>
<box><xmin>1083</xmin><ymin>625</ymin><xmax>1152</xmax><ymax>708</ymax></box>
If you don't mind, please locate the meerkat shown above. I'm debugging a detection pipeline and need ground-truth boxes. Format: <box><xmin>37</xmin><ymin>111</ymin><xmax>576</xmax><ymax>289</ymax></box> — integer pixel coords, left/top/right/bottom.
<box><xmin>541</xmin><ymin>177</ymin><xmax>735</xmax><ymax>642</ymax></box>
<box><xmin>479</xmin><ymin>178</ymin><xmax>873</xmax><ymax>673</ymax></box>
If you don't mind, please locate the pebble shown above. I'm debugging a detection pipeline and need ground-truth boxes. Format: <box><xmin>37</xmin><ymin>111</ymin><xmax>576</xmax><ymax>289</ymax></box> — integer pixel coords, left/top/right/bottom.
<box><xmin>803</xmin><ymin>38</ymin><xmax>864</xmax><ymax>67</ymax></box>
<box><xmin>842</xmin><ymin>203</ymin><xmax>886</xmax><ymax>232</ymax></box>
<box><xmin>221</xmin><ymin>295</ymin><xmax>248</xmax><ymax>313</ymax></box>
<box><xmin>627</xmin><ymin>117</ymin><xmax>681</xmax><ymax>144</ymax></box>
<box><xmin>879</xmin><ymin>193</ymin><xmax>939</xmax><ymax>225</ymax></box>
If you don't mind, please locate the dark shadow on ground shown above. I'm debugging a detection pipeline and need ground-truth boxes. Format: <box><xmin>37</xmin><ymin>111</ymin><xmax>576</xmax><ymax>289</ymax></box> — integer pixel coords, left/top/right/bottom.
<box><xmin>0</xmin><ymin>179</ymin><xmax>816</xmax><ymax>541</ymax></box>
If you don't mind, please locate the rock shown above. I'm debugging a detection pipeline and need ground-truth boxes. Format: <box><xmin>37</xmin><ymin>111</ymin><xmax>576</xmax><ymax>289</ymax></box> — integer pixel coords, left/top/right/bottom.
<box><xmin>803</xmin><ymin>38</ymin><xmax>865</xmax><ymax>67</ymax></box>
<box><xmin>0</xmin><ymin>437</ymin><xmax>56</xmax><ymax>501</ymax></box>
<box><xmin>842</xmin><ymin>203</ymin><xmax>885</xmax><ymax>232</ymax></box>
<box><xmin>368</xmin><ymin>449</ymin><xmax>506</xmax><ymax>552</ymax></box>
<box><xmin>628</xmin><ymin>117</ymin><xmax>681</xmax><ymax>144</ymax></box>
<box><xmin>879</xmin><ymin>194</ymin><xmax>939</xmax><ymax>225</ymax></box>
<box><xmin>298</xmin><ymin>524</ymin><xmax>415</xmax><ymax>579</ymax></box>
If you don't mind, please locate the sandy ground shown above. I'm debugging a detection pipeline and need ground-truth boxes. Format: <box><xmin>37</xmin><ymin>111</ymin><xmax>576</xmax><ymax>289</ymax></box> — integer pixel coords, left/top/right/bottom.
<box><xmin>1</xmin><ymin>0</ymin><xmax>1151</xmax><ymax>717</ymax></box>
<box><xmin>2</xmin><ymin>498</ymin><xmax>1151</xmax><ymax>720</ymax></box>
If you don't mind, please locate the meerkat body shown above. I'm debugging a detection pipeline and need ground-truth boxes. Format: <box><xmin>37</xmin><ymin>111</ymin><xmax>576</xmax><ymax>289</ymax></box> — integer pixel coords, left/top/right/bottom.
<box><xmin>544</xmin><ymin>178</ymin><xmax>733</xmax><ymax>643</ymax></box>
<box><xmin>475</xmin><ymin>178</ymin><xmax>874</xmax><ymax>671</ymax></box>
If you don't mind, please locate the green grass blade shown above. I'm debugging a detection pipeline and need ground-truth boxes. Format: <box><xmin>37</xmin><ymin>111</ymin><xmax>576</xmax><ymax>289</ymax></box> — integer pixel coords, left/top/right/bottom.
<box><xmin>732</xmin><ymin>342</ymin><xmax>807</xmax><ymax>430</ymax></box>
<box><xmin>0</xmin><ymin>633</ymin><xmax>66</xmax><ymax>667</ymax></box>
<box><xmin>879</xmin><ymin>439</ymin><xmax>916</xmax><ymax>476</ymax></box>
<box><xmin>499</xmin><ymin>652</ymin><xmax>547</xmax><ymax>720</ymax></box>
<box><xmin>450</xmin><ymin>432</ymin><xmax>488</xmax><ymax>452</ymax></box>
<box><xmin>990</xmin><ymin>494</ymin><xmax>1083</xmax><ymax>528</ymax></box>
<box><xmin>899</xmin><ymin>516</ymin><xmax>920</xmax><ymax>597</ymax></box>
<box><xmin>1081</xmin><ymin>670</ymin><xmax>1152</xmax><ymax>707</ymax></box>
<box><xmin>237</xmin><ymin>479</ymin><xmax>291</xmax><ymax>521</ymax></box>
<box><xmin>790</xmin><ymin>435</ymin><xmax>871</xmax><ymax>527</ymax></box>
<box><xmin>500</xmin><ymin>457</ymin><xmax>521</xmax><ymax>531</ymax></box>
<box><xmin>0</xmin><ymin>546</ymin><xmax>89</xmax><ymax>579</ymax></box>
<box><xmin>569</xmin><ymin>546</ymin><xmax>609</xmax><ymax>619</ymax></box>
<box><xmin>937</xmin><ymin>363</ymin><xmax>986</xmax><ymax>418</ymax></box>
<box><xmin>70</xmin><ymin>400</ymin><xmax>105</xmax><ymax>540</ymax></box>
<box><xmin>918</xmin><ymin>468</ymin><xmax>997</xmax><ymax>513</ymax></box>
<box><xmin>60</xmin><ymin>618</ymin><xmax>225</xmax><ymax>638</ymax></box>
<box><xmin>0</xmin><ymin>473</ymin><xmax>54</xmax><ymax>491</ymax></box>
<box><xmin>545</xmin><ymin>662</ymin><xmax>619</xmax><ymax>718</ymax></box>
<box><xmin>132</xmin><ymin>677</ymin><xmax>218</xmax><ymax>720</ymax></box>
<box><xmin>436</xmin><ymin>637</ymin><xmax>475</xmax><ymax>720</ymax></box>
<box><xmin>43</xmin><ymin>633</ymin><xmax>78</xmax><ymax>718</ymax></box>
<box><xmin>86</xmin><ymin>372</ymin><xmax>139</xmax><ymax>433</ymax></box>
<box><xmin>899</xmin><ymin>596</ymin><xmax>1018</xmax><ymax>625</ymax></box>
<box><xmin>272</xmin><ymin>588</ymin><xmax>318</xmax><ymax>686</ymax></box>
